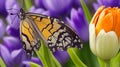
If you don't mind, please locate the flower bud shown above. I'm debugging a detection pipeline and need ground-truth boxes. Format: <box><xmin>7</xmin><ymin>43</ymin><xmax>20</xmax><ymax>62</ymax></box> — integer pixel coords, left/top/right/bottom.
<box><xmin>89</xmin><ymin>6</ymin><xmax>120</xmax><ymax>60</ymax></box>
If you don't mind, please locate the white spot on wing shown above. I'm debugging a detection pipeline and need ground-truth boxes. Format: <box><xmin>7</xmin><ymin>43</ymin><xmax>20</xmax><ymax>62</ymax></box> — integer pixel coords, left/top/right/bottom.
<box><xmin>22</xmin><ymin>35</ymin><xmax>31</xmax><ymax>50</ymax></box>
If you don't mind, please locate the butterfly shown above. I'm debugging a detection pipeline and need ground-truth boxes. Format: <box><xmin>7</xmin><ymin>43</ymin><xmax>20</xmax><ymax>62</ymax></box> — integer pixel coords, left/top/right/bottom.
<box><xmin>18</xmin><ymin>8</ymin><xmax>83</xmax><ymax>56</ymax></box>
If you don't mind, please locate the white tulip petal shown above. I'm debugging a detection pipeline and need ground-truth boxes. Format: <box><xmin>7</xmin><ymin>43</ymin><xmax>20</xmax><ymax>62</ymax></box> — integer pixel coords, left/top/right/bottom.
<box><xmin>96</xmin><ymin>30</ymin><xmax>106</xmax><ymax>56</ymax></box>
<box><xmin>89</xmin><ymin>23</ymin><xmax>97</xmax><ymax>55</ymax></box>
<box><xmin>96</xmin><ymin>30</ymin><xmax>119</xmax><ymax>60</ymax></box>
<box><xmin>118</xmin><ymin>38</ymin><xmax>120</xmax><ymax>48</ymax></box>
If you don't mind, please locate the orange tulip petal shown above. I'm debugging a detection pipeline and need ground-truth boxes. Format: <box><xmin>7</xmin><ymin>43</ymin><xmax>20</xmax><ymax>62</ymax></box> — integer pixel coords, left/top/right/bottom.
<box><xmin>96</xmin><ymin>12</ymin><xmax>113</xmax><ymax>35</ymax></box>
<box><xmin>114</xmin><ymin>9</ymin><xmax>120</xmax><ymax>37</ymax></box>
<box><xmin>91</xmin><ymin>6</ymin><xmax>105</xmax><ymax>25</ymax></box>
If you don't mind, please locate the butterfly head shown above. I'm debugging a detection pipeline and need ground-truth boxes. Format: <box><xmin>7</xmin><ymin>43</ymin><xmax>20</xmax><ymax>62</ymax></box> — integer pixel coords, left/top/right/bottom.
<box><xmin>19</xmin><ymin>8</ymin><xmax>26</xmax><ymax>20</ymax></box>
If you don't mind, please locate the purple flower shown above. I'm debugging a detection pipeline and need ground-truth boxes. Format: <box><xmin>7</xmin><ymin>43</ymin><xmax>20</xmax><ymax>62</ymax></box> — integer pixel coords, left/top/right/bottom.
<box><xmin>0</xmin><ymin>45</ymin><xmax>26</xmax><ymax>67</ymax></box>
<box><xmin>30</xmin><ymin>57</ymin><xmax>42</xmax><ymax>66</ymax></box>
<box><xmin>23</xmin><ymin>57</ymin><xmax>43</xmax><ymax>67</ymax></box>
<box><xmin>93</xmin><ymin>0</ymin><xmax>120</xmax><ymax>10</ymax></box>
<box><xmin>34</xmin><ymin>0</ymin><xmax>45</xmax><ymax>9</ymax></box>
<box><xmin>6</xmin><ymin>14</ymin><xmax>20</xmax><ymax>29</ymax></box>
<box><xmin>0</xmin><ymin>44</ymin><xmax>2</xmax><ymax>57</ymax></box>
<box><xmin>6</xmin><ymin>25</ymin><xmax>20</xmax><ymax>37</ymax></box>
<box><xmin>0</xmin><ymin>0</ymin><xmax>7</xmax><ymax>17</ymax></box>
<box><xmin>53</xmin><ymin>51</ymin><xmax>69</xmax><ymax>64</ymax></box>
<box><xmin>42</xmin><ymin>0</ymin><xmax>72</xmax><ymax>18</ymax></box>
<box><xmin>3</xmin><ymin>36</ymin><xmax>22</xmax><ymax>52</ymax></box>
<box><xmin>66</xmin><ymin>8</ymin><xmax>89</xmax><ymax>42</ymax></box>
<box><xmin>6</xmin><ymin>0</ymin><xmax>20</xmax><ymax>30</ymax></box>
<box><xmin>0</xmin><ymin>19</ymin><xmax>5</xmax><ymax>39</ymax></box>
<box><xmin>6</xmin><ymin>0</ymin><xmax>20</xmax><ymax>12</ymax></box>
<box><xmin>6</xmin><ymin>1</ymin><xmax>20</xmax><ymax>37</ymax></box>
<box><xmin>72</xmin><ymin>0</ymin><xmax>88</xmax><ymax>9</ymax></box>
<box><xmin>29</xmin><ymin>6</ymin><xmax>49</xmax><ymax>15</ymax></box>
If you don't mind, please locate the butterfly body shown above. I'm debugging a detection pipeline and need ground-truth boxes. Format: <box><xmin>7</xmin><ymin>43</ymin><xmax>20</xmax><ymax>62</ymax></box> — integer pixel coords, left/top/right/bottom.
<box><xmin>19</xmin><ymin>8</ymin><xmax>83</xmax><ymax>55</ymax></box>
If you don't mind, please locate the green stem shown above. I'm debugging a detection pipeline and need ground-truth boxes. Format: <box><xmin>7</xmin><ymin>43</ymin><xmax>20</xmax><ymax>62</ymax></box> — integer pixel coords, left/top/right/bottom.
<box><xmin>104</xmin><ymin>60</ymin><xmax>110</xmax><ymax>67</ymax></box>
<box><xmin>98</xmin><ymin>58</ymin><xmax>110</xmax><ymax>67</ymax></box>
<box><xmin>24</xmin><ymin>0</ymin><xmax>33</xmax><ymax>11</ymax></box>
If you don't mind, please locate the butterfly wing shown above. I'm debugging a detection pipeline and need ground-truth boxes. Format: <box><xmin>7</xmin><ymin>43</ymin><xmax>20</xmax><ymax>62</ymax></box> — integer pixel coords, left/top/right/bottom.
<box><xmin>25</xmin><ymin>13</ymin><xmax>83</xmax><ymax>52</ymax></box>
<box><xmin>20</xmin><ymin>18</ymin><xmax>41</xmax><ymax>56</ymax></box>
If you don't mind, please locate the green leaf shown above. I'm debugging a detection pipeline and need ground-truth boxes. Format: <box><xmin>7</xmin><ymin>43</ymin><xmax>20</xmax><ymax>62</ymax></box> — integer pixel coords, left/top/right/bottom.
<box><xmin>80</xmin><ymin>0</ymin><xmax>92</xmax><ymax>23</ymax></box>
<box><xmin>68</xmin><ymin>48</ymin><xmax>87</xmax><ymax>67</ymax></box>
<box><xmin>111</xmin><ymin>52</ymin><xmax>120</xmax><ymax>67</ymax></box>
<box><xmin>36</xmin><ymin>50</ymin><xmax>48</xmax><ymax>67</ymax></box>
<box><xmin>63</xmin><ymin>59</ymin><xmax>76</xmax><ymax>67</ymax></box>
<box><xmin>29</xmin><ymin>62</ymin><xmax>41</xmax><ymax>67</ymax></box>
<box><xmin>98</xmin><ymin>52</ymin><xmax>120</xmax><ymax>67</ymax></box>
<box><xmin>35</xmin><ymin>39</ymin><xmax>62</xmax><ymax>67</ymax></box>
<box><xmin>77</xmin><ymin>43</ymin><xmax>99</xmax><ymax>67</ymax></box>
<box><xmin>0</xmin><ymin>57</ymin><xmax>6</xmax><ymax>67</ymax></box>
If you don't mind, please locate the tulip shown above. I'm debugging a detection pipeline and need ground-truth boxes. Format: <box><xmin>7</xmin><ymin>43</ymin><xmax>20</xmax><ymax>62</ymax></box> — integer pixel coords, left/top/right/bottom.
<box><xmin>89</xmin><ymin>6</ymin><xmax>120</xmax><ymax>60</ymax></box>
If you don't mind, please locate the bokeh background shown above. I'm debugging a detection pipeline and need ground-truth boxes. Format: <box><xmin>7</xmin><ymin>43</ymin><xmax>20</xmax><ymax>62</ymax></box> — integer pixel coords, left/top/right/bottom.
<box><xmin>0</xmin><ymin>0</ymin><xmax>120</xmax><ymax>67</ymax></box>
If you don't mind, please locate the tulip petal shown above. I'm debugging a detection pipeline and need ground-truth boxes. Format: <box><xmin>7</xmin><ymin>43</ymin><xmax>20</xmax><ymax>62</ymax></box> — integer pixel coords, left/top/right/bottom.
<box><xmin>96</xmin><ymin>11</ymin><xmax>114</xmax><ymax>35</ymax></box>
<box><xmin>89</xmin><ymin>23</ymin><xmax>97</xmax><ymax>55</ymax></box>
<box><xmin>96</xmin><ymin>30</ymin><xmax>119</xmax><ymax>60</ymax></box>
<box><xmin>91</xmin><ymin>6</ymin><xmax>105</xmax><ymax>24</ymax></box>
